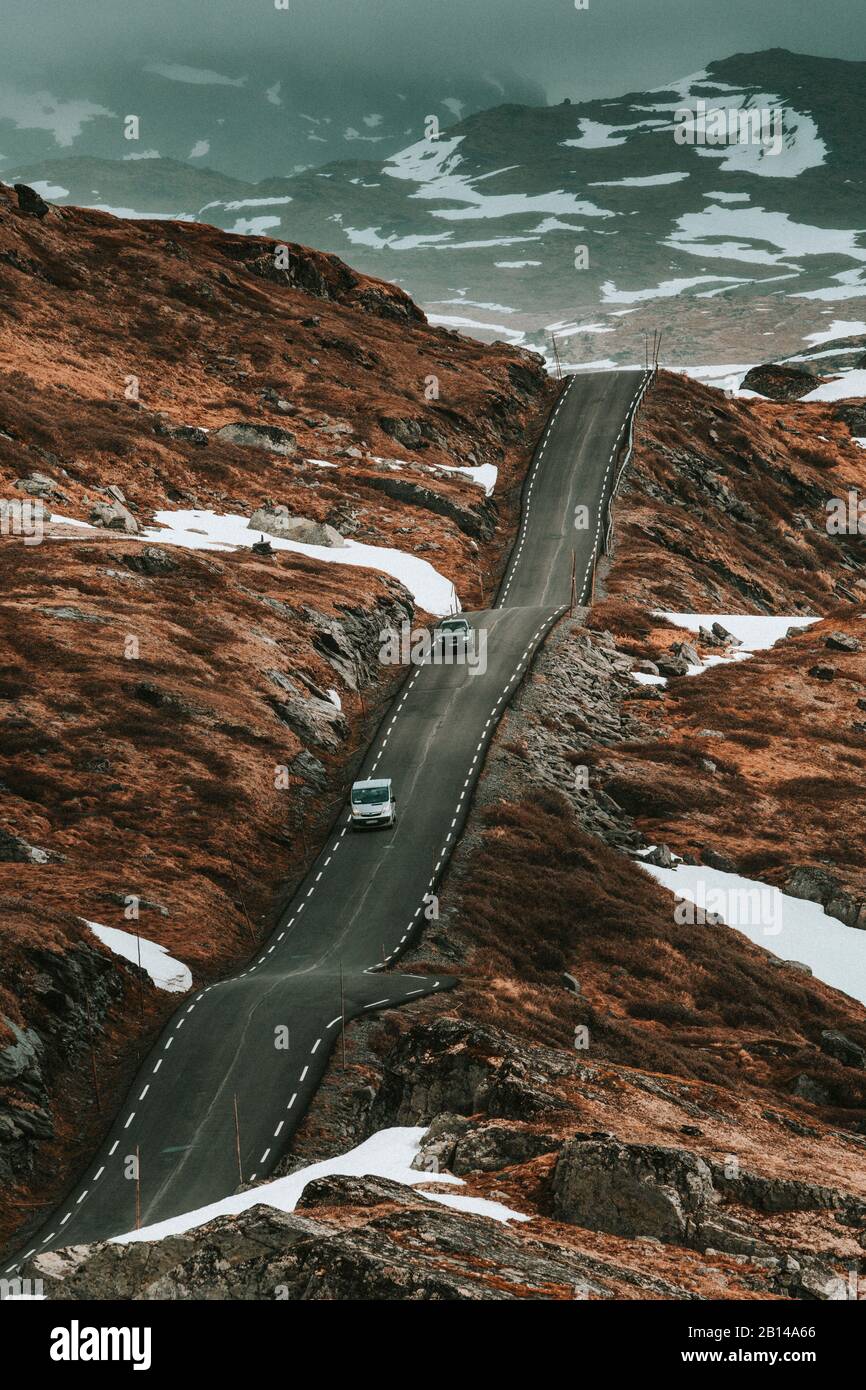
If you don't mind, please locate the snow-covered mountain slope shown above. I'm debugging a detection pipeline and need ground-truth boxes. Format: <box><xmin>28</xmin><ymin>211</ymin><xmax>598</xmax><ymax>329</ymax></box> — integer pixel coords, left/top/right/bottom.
<box><xmin>10</xmin><ymin>49</ymin><xmax>866</xmax><ymax>367</ymax></box>
<box><xmin>0</xmin><ymin>64</ymin><xmax>544</xmax><ymax>182</ymax></box>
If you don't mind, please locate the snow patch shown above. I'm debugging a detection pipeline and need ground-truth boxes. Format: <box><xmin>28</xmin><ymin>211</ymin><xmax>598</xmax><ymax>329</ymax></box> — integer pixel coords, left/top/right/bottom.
<box><xmin>642</xmin><ymin>865</ymin><xmax>866</xmax><ymax>1009</ymax></box>
<box><xmin>112</xmin><ymin>1127</ymin><xmax>529</xmax><ymax>1243</ymax></box>
<box><xmin>142</xmin><ymin>510</ymin><xmax>459</xmax><ymax>616</ymax></box>
<box><xmin>84</xmin><ymin>921</ymin><xmax>192</xmax><ymax>994</ymax></box>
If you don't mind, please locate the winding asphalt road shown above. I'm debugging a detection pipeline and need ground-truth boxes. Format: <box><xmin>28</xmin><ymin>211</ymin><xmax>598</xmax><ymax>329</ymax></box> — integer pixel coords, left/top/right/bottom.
<box><xmin>7</xmin><ymin>367</ymin><xmax>650</xmax><ymax>1267</ymax></box>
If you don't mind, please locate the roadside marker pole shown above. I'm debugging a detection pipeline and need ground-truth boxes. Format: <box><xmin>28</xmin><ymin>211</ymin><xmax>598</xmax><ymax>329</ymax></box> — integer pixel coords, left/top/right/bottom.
<box><xmin>233</xmin><ymin>1093</ymin><xmax>243</xmax><ymax>1185</ymax></box>
<box><xmin>136</xmin><ymin>931</ymin><xmax>144</xmax><ymax>1017</ymax></box>
<box><xmin>354</xmin><ymin>652</ymin><xmax>367</xmax><ymax>719</ymax></box>
<box><xmin>135</xmin><ymin>1145</ymin><xmax>141</xmax><ymax>1231</ymax></box>
<box><xmin>570</xmin><ymin>550</ymin><xmax>577</xmax><ymax>614</ymax></box>
<box><xmin>228</xmin><ymin>848</ymin><xmax>257</xmax><ymax>943</ymax></box>
<box><xmin>340</xmin><ymin>961</ymin><xmax>346</xmax><ymax>1069</ymax></box>
<box><xmin>85</xmin><ymin>996</ymin><xmax>101</xmax><ymax>1113</ymax></box>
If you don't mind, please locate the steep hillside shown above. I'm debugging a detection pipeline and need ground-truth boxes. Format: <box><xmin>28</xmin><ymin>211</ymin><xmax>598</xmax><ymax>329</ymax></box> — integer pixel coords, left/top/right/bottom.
<box><xmin>0</xmin><ymin>182</ymin><xmax>555</xmax><ymax>1250</ymax></box>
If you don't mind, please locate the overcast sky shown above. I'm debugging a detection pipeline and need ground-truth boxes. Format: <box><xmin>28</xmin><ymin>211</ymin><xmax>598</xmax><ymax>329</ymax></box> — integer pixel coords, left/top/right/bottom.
<box><xmin>4</xmin><ymin>0</ymin><xmax>865</xmax><ymax>101</ymax></box>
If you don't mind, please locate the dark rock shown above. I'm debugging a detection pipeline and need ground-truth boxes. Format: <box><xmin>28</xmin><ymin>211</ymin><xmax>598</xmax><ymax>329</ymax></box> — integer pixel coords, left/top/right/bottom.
<box><xmin>0</xmin><ymin>828</ymin><xmax>54</xmax><ymax>864</ymax></box>
<box><xmin>366</xmin><ymin>473</ymin><xmax>496</xmax><ymax>541</ymax></box>
<box><xmin>215</xmin><ymin>423</ymin><xmax>297</xmax><ymax>455</ymax></box>
<box><xmin>267</xmin><ymin>672</ymin><xmax>347</xmax><ymax>749</ymax></box>
<box><xmin>290</xmin><ymin>749</ymin><xmax>328</xmax><ymax>791</ymax></box>
<box><xmin>413</xmin><ymin>1116</ymin><xmax>561</xmax><ymax>1176</ymax></box>
<box><xmin>740</xmin><ymin>363</ymin><xmax>821</xmax><ymax>402</ymax></box>
<box><xmin>368</xmin><ymin>1018</ymin><xmax>578</xmax><ymax>1132</ymax></box>
<box><xmin>671</xmin><ymin>640</ymin><xmax>700</xmax><ymax>666</ymax></box>
<box><xmin>154</xmin><ymin>418</ymin><xmax>208</xmax><ymax>446</ymax></box>
<box><xmin>36</xmin><ymin>604</ymin><xmax>108</xmax><ymax>624</ymax></box>
<box><xmin>833</xmin><ymin>403</ymin><xmax>866</xmax><ymax>437</ymax></box>
<box><xmin>89</xmin><ymin>499</ymin><xmax>139</xmax><ymax>534</ymax></box>
<box><xmin>121</xmin><ymin>546</ymin><xmax>178</xmax><ymax>577</ymax></box>
<box><xmin>0</xmin><ymin>1016</ymin><xmax>44</xmax><ymax>1087</ymax></box>
<box><xmin>820</xmin><ymin>1031</ymin><xmax>866</xmax><ymax>1070</ymax></box>
<box><xmin>700</xmin><ymin>847</ymin><xmax>736</xmax><ymax>873</ymax></box>
<box><xmin>784</xmin><ymin>865</ymin><xmax>862</xmax><ymax>928</ymax></box>
<box><xmin>260</xmin><ymin>388</ymin><xmax>295</xmax><ymax>414</ymax></box>
<box><xmin>14</xmin><ymin>471</ymin><xmax>59</xmax><ymax>499</ymax></box>
<box><xmin>14</xmin><ymin>184</ymin><xmax>50</xmax><ymax>218</ymax></box>
<box><xmin>656</xmin><ymin>652</ymin><xmax>691</xmax><ymax>677</ymax></box>
<box><xmin>553</xmin><ymin>1136</ymin><xmax>722</xmax><ymax>1247</ymax></box>
<box><xmin>791</xmin><ymin>1074</ymin><xmax>832</xmax><ymax>1106</ymax></box>
<box><xmin>378</xmin><ymin>416</ymin><xmax>434</xmax><ymax>450</ymax></box>
<box><xmin>131</xmin><ymin>682</ymin><xmax>206</xmax><ymax>720</ymax></box>
<box><xmin>808</xmin><ymin>664</ymin><xmax>836</xmax><ymax>681</ymax></box>
<box><xmin>641</xmin><ymin>844</ymin><xmax>674</xmax><ymax>868</ymax></box>
<box><xmin>825</xmin><ymin>631</ymin><xmax>861</xmax><ymax>653</ymax></box>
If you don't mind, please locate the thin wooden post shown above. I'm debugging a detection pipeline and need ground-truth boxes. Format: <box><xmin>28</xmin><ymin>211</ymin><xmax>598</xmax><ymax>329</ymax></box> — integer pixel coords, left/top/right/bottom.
<box><xmin>85</xmin><ymin>996</ymin><xmax>101</xmax><ymax>1113</ymax></box>
<box><xmin>233</xmin><ymin>1093</ymin><xmax>243</xmax><ymax>1185</ymax></box>
<box><xmin>227</xmin><ymin>849</ymin><xmax>257</xmax><ymax>943</ymax></box>
<box><xmin>136</xmin><ymin>931</ymin><xmax>144</xmax><ymax>1017</ymax></box>
<box><xmin>570</xmin><ymin>550</ymin><xmax>577</xmax><ymax>614</ymax></box>
<box><xmin>340</xmin><ymin>960</ymin><xmax>346</xmax><ymax>1069</ymax></box>
<box><xmin>135</xmin><ymin>1145</ymin><xmax>141</xmax><ymax>1231</ymax></box>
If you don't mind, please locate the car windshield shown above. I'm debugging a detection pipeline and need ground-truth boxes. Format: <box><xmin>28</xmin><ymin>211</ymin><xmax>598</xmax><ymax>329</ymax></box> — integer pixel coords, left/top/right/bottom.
<box><xmin>352</xmin><ymin>785</ymin><xmax>389</xmax><ymax>805</ymax></box>
<box><xmin>440</xmin><ymin>620</ymin><xmax>467</xmax><ymax>633</ymax></box>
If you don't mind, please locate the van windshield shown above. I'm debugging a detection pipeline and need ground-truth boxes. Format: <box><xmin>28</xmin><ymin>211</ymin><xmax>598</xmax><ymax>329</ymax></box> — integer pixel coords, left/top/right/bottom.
<box><xmin>352</xmin><ymin>785</ymin><xmax>389</xmax><ymax>805</ymax></box>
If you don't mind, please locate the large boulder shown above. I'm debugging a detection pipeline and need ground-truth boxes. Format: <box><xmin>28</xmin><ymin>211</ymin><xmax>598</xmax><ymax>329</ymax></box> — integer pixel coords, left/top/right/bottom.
<box><xmin>553</xmin><ymin>1136</ymin><xmax>720</xmax><ymax>1246</ymax></box>
<box><xmin>833</xmin><ymin>403</ymin><xmax>866</xmax><ymax>436</ymax></box>
<box><xmin>89</xmin><ymin>499</ymin><xmax>139</xmax><ymax>534</ymax></box>
<box><xmin>215</xmin><ymin>423</ymin><xmax>297</xmax><ymax>455</ymax></box>
<box><xmin>248</xmin><ymin>506</ymin><xmax>346</xmax><ymax>548</ymax></box>
<box><xmin>740</xmin><ymin>363</ymin><xmax>821</xmax><ymax>401</ymax></box>
<box><xmin>0</xmin><ymin>828</ymin><xmax>52</xmax><ymax>863</ymax></box>
<box><xmin>825</xmin><ymin>631</ymin><xmax>862</xmax><ymax>653</ymax></box>
<box><xmin>820</xmin><ymin>1030</ymin><xmax>866</xmax><ymax>1070</ymax></box>
<box><xmin>14</xmin><ymin>184</ymin><xmax>50</xmax><ymax>218</ymax></box>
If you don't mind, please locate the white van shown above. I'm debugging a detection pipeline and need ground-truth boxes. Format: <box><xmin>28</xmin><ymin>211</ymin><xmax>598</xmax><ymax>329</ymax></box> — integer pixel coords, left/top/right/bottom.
<box><xmin>349</xmin><ymin>777</ymin><xmax>397</xmax><ymax>830</ymax></box>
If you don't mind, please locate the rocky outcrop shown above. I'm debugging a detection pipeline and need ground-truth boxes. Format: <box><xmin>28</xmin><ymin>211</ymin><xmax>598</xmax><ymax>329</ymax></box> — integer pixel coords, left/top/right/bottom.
<box><xmin>248</xmin><ymin>505</ymin><xmax>346</xmax><ymax>548</ymax></box>
<box><xmin>267</xmin><ymin>671</ymin><xmax>347</xmax><ymax>749</ymax></box>
<box><xmin>413</xmin><ymin>1113</ymin><xmax>560</xmax><ymax>1175</ymax></box>
<box><xmin>740</xmin><ymin>364</ymin><xmax>821</xmax><ymax>401</ymax></box>
<box><xmin>0</xmin><ymin>946</ymin><xmax>126</xmax><ymax>1186</ymax></box>
<box><xmin>13</xmin><ymin>184</ymin><xmax>50</xmax><ymax>219</ymax></box>
<box><xmin>89</xmin><ymin>499</ymin><xmax>139</xmax><ymax>534</ymax></box>
<box><xmin>121</xmin><ymin>546</ymin><xmax>178</xmax><ymax>577</ymax></box>
<box><xmin>783</xmin><ymin>865</ymin><xmax>864</xmax><ymax>929</ymax></box>
<box><xmin>369</xmin><ymin>1017</ymin><xmax>585</xmax><ymax>1131</ymax></box>
<box><xmin>825</xmin><ymin>631</ymin><xmax>862</xmax><ymax>653</ymax></box>
<box><xmin>552</xmin><ymin>1134</ymin><xmax>866</xmax><ymax>1274</ymax></box>
<box><xmin>215</xmin><ymin>423</ymin><xmax>297</xmax><ymax>455</ymax></box>
<box><xmin>0</xmin><ymin>827</ymin><xmax>53</xmax><ymax>863</ymax></box>
<box><xmin>365</xmin><ymin>474</ymin><xmax>496</xmax><ymax>542</ymax></box>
